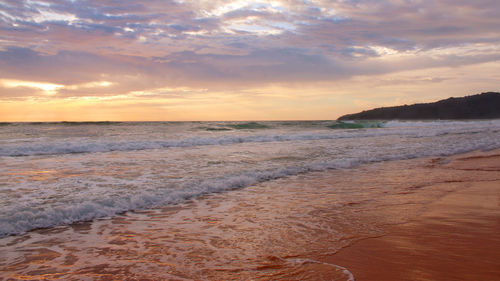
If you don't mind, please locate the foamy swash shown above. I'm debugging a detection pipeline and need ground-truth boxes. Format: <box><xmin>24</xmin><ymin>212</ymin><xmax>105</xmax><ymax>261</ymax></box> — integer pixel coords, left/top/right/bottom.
<box><xmin>1</xmin><ymin>120</ymin><xmax>500</xmax><ymax>237</ymax></box>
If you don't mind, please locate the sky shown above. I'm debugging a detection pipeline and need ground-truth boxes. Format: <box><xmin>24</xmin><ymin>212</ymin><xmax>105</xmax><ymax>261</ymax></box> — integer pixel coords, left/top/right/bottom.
<box><xmin>0</xmin><ymin>0</ymin><xmax>499</xmax><ymax>121</ymax></box>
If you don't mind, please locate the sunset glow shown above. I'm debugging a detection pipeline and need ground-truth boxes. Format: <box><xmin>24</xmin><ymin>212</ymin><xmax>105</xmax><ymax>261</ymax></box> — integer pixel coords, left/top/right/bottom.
<box><xmin>1</xmin><ymin>0</ymin><xmax>499</xmax><ymax>121</ymax></box>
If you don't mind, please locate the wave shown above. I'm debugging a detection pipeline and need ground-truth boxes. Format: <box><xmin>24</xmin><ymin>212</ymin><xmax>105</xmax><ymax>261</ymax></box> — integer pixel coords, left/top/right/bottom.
<box><xmin>1</xmin><ymin>119</ymin><xmax>498</xmax><ymax>129</ymax></box>
<box><xmin>197</xmin><ymin>126</ymin><xmax>233</xmax><ymax>131</ymax></box>
<box><xmin>2</xmin><ymin>135</ymin><xmax>499</xmax><ymax>237</ymax></box>
<box><xmin>1</xmin><ymin>123</ymin><xmax>499</xmax><ymax>157</ymax></box>
<box><xmin>327</xmin><ymin>121</ymin><xmax>385</xmax><ymax>129</ymax></box>
<box><xmin>228</xmin><ymin>122</ymin><xmax>269</xmax><ymax>129</ymax></box>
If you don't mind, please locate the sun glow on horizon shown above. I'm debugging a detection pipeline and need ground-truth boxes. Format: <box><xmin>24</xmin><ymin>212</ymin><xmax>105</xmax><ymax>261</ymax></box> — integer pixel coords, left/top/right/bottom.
<box><xmin>1</xmin><ymin>79</ymin><xmax>64</xmax><ymax>95</ymax></box>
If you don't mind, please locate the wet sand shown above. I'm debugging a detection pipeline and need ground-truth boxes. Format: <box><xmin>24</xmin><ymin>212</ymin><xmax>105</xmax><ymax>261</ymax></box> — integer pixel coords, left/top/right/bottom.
<box><xmin>0</xmin><ymin>150</ymin><xmax>499</xmax><ymax>280</ymax></box>
<box><xmin>324</xmin><ymin>152</ymin><xmax>500</xmax><ymax>281</ymax></box>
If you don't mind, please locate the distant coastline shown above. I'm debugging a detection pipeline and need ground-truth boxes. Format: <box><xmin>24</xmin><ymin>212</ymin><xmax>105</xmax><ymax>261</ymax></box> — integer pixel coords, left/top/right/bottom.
<box><xmin>338</xmin><ymin>92</ymin><xmax>500</xmax><ymax>120</ymax></box>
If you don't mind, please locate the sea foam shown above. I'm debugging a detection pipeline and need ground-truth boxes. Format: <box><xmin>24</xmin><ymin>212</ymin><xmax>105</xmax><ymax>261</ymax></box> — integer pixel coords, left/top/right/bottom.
<box><xmin>1</xmin><ymin>120</ymin><xmax>500</xmax><ymax>237</ymax></box>
<box><xmin>1</xmin><ymin>132</ymin><xmax>500</xmax><ymax>237</ymax></box>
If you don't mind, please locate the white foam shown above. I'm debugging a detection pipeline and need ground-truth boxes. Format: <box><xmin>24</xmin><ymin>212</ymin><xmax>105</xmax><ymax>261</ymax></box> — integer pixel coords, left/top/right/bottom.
<box><xmin>384</xmin><ymin>119</ymin><xmax>500</xmax><ymax>128</ymax></box>
<box><xmin>2</xmin><ymin>131</ymin><xmax>500</xmax><ymax>237</ymax></box>
<box><xmin>1</xmin><ymin>120</ymin><xmax>500</xmax><ymax>237</ymax></box>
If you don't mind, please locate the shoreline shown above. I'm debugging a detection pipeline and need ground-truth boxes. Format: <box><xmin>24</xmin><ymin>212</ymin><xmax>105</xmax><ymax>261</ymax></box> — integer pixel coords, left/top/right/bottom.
<box><xmin>322</xmin><ymin>151</ymin><xmax>500</xmax><ymax>281</ymax></box>
<box><xmin>1</xmin><ymin>150</ymin><xmax>499</xmax><ymax>280</ymax></box>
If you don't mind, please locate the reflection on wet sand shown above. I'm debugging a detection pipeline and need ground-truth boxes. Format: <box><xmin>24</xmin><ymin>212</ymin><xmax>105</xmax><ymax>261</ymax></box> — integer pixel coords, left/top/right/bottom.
<box><xmin>326</xmin><ymin>153</ymin><xmax>500</xmax><ymax>281</ymax></box>
<box><xmin>1</xmin><ymin>150</ymin><xmax>499</xmax><ymax>280</ymax></box>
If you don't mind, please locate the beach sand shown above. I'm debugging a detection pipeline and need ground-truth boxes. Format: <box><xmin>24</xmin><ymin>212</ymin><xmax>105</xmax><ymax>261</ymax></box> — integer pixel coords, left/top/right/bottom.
<box><xmin>324</xmin><ymin>153</ymin><xmax>500</xmax><ymax>281</ymax></box>
<box><xmin>0</xmin><ymin>150</ymin><xmax>499</xmax><ymax>280</ymax></box>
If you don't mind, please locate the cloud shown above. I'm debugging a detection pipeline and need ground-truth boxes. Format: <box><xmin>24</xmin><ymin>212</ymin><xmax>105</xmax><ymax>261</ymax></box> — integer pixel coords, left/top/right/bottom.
<box><xmin>0</xmin><ymin>46</ymin><xmax>132</xmax><ymax>84</ymax></box>
<box><xmin>0</xmin><ymin>85</ymin><xmax>47</xmax><ymax>100</ymax></box>
<box><xmin>0</xmin><ymin>0</ymin><xmax>498</xmax><ymax>105</ymax></box>
<box><xmin>2</xmin><ymin>1</ymin><xmax>499</xmax><ymax>57</ymax></box>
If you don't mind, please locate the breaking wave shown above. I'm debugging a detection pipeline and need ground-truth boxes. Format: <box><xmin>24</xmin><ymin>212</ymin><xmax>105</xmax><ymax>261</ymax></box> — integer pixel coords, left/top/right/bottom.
<box><xmin>2</xmin><ymin>121</ymin><xmax>499</xmax><ymax>157</ymax></box>
<box><xmin>2</xmin><ymin>133</ymin><xmax>500</xmax><ymax>237</ymax></box>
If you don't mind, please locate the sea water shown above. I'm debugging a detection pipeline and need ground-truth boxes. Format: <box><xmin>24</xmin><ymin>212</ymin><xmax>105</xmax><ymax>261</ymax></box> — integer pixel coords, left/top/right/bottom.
<box><xmin>1</xmin><ymin>120</ymin><xmax>500</xmax><ymax>237</ymax></box>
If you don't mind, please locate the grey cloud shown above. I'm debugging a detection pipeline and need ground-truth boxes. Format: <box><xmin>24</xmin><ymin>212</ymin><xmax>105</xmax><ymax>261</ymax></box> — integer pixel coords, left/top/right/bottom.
<box><xmin>341</xmin><ymin>46</ymin><xmax>379</xmax><ymax>58</ymax></box>
<box><xmin>0</xmin><ymin>47</ymin><xmax>137</xmax><ymax>85</ymax></box>
<box><xmin>0</xmin><ymin>0</ymin><xmax>499</xmax><ymax>100</ymax></box>
<box><xmin>2</xmin><ymin>0</ymin><xmax>498</xmax><ymax>56</ymax></box>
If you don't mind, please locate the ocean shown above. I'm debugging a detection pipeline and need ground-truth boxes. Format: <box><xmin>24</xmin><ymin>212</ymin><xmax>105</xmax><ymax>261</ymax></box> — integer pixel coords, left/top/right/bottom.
<box><xmin>1</xmin><ymin>120</ymin><xmax>500</xmax><ymax>238</ymax></box>
<box><xmin>1</xmin><ymin>120</ymin><xmax>500</xmax><ymax>280</ymax></box>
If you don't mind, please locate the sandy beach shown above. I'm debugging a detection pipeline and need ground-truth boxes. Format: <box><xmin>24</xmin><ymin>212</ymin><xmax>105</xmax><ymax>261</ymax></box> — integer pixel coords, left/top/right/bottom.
<box><xmin>1</xmin><ymin>149</ymin><xmax>499</xmax><ymax>280</ymax></box>
<box><xmin>324</xmin><ymin>152</ymin><xmax>500</xmax><ymax>281</ymax></box>
<box><xmin>3</xmin><ymin>0</ymin><xmax>500</xmax><ymax>280</ymax></box>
